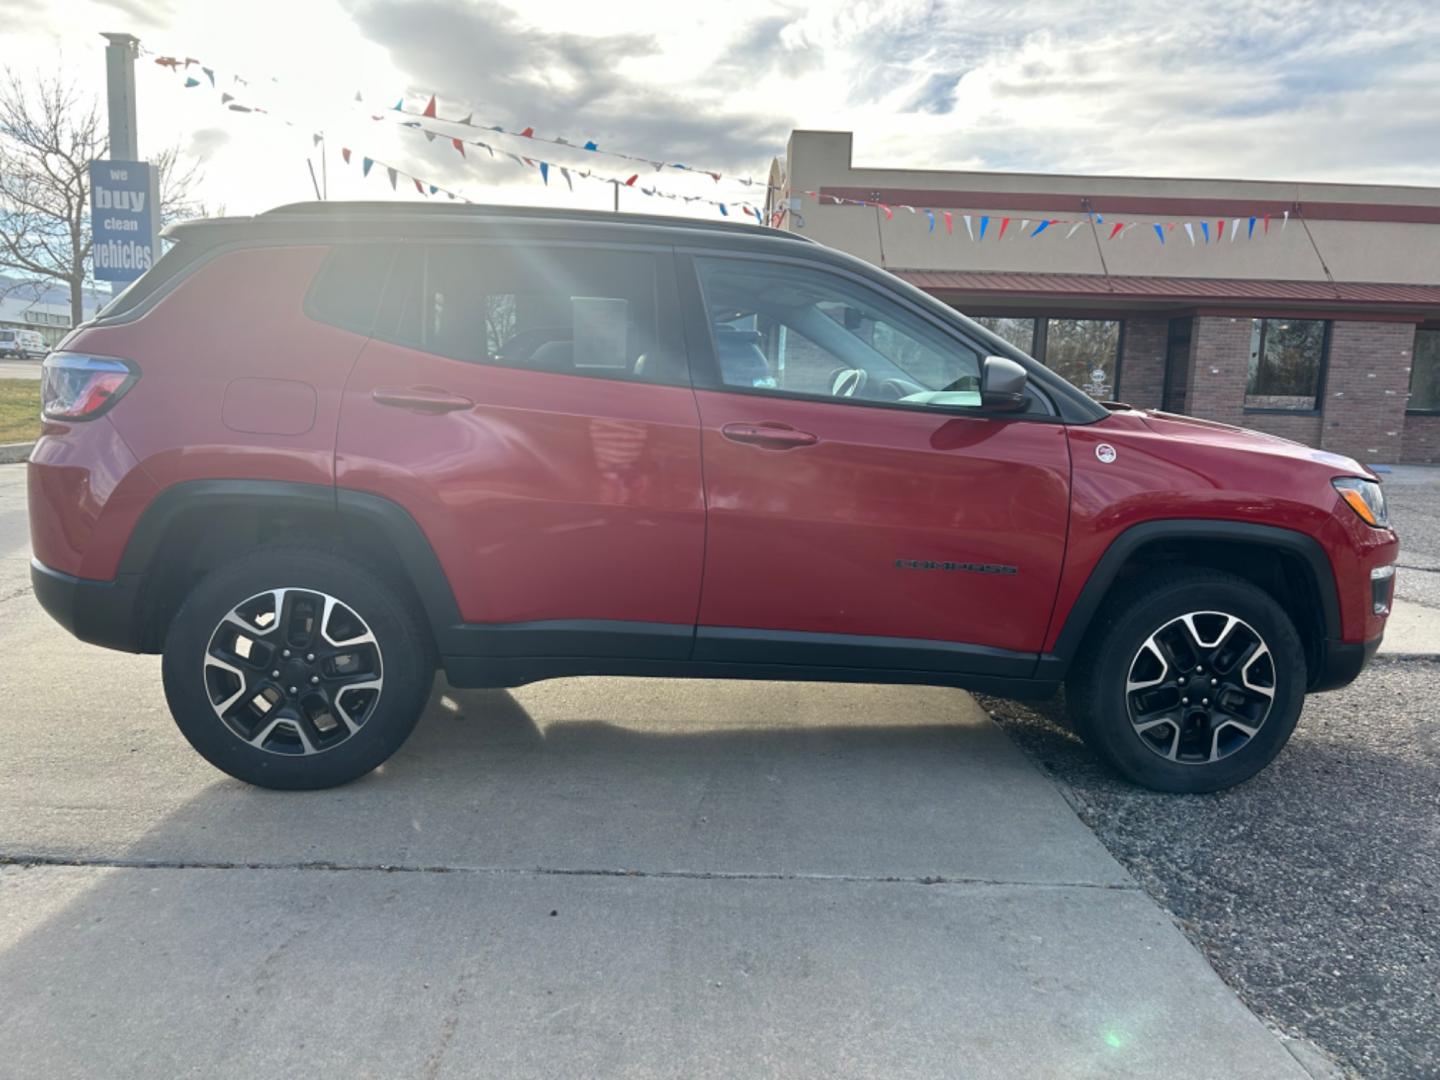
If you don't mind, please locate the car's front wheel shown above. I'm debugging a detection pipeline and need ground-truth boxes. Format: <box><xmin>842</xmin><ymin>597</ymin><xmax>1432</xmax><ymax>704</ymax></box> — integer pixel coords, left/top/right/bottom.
<box><xmin>161</xmin><ymin>546</ymin><xmax>435</xmax><ymax>789</ymax></box>
<box><xmin>1066</xmin><ymin>569</ymin><xmax>1307</xmax><ymax>793</ymax></box>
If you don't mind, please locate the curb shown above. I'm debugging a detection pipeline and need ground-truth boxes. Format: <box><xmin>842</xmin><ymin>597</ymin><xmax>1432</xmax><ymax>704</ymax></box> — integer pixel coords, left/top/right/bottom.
<box><xmin>0</xmin><ymin>441</ymin><xmax>33</xmax><ymax>464</ymax></box>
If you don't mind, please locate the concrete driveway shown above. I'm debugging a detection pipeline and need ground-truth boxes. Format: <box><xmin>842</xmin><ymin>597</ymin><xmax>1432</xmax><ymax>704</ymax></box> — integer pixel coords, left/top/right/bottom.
<box><xmin>0</xmin><ymin>464</ymin><xmax>1308</xmax><ymax>1079</ymax></box>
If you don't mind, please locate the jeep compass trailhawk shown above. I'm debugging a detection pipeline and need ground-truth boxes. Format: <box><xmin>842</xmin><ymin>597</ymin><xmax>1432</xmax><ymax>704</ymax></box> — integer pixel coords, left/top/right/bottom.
<box><xmin>28</xmin><ymin>203</ymin><xmax>1398</xmax><ymax>791</ymax></box>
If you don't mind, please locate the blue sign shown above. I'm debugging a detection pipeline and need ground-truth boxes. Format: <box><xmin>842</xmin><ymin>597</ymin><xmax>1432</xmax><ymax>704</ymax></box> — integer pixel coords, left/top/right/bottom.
<box><xmin>90</xmin><ymin>160</ymin><xmax>159</xmax><ymax>283</ymax></box>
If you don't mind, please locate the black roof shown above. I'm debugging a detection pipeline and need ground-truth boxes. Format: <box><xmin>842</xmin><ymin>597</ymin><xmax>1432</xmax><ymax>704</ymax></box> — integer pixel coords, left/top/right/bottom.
<box><xmin>165</xmin><ymin>200</ymin><xmax>810</xmax><ymax>247</ymax></box>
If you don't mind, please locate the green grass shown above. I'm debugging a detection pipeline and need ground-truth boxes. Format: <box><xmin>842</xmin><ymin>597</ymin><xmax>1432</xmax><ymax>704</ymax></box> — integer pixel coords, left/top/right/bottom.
<box><xmin>0</xmin><ymin>379</ymin><xmax>42</xmax><ymax>443</ymax></box>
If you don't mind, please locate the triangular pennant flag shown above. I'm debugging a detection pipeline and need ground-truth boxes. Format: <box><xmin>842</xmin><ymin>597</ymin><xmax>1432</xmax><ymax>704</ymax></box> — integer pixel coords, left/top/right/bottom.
<box><xmin>1231</xmin><ymin>218</ymin><xmax>1240</xmax><ymax>242</ymax></box>
<box><xmin>452</xmin><ymin>138</ymin><xmax>465</xmax><ymax>157</ymax></box>
<box><xmin>963</xmin><ymin>214</ymin><xmax>974</xmax><ymax>240</ymax></box>
<box><xmin>202</xmin><ymin>67</ymin><xmax>215</xmax><ymax>86</ymax></box>
<box><xmin>362</xmin><ymin>157</ymin><xmax>373</xmax><ymax>176</ymax></box>
<box><xmin>342</xmin><ymin>147</ymin><xmax>352</xmax><ymax>164</ymax></box>
<box><xmin>1154</xmin><ymin>223</ymin><xmax>1165</xmax><ymax>244</ymax></box>
<box><xmin>560</xmin><ymin>166</ymin><xmax>573</xmax><ymax>191</ymax></box>
<box><xmin>1184</xmin><ymin>222</ymin><xmax>1196</xmax><ymax>245</ymax></box>
<box><xmin>184</xmin><ymin>77</ymin><xmax>200</xmax><ymax>88</ymax></box>
<box><xmin>519</xmin><ymin>127</ymin><xmax>534</xmax><ymax>138</ymax></box>
<box><xmin>460</xmin><ymin>113</ymin><xmax>472</xmax><ymax>125</ymax></box>
<box><xmin>625</xmin><ymin>174</ymin><xmax>638</xmax><ymax>186</ymax></box>
<box><xmin>1108</xmin><ymin>222</ymin><xmax>1124</xmax><ymax>240</ymax></box>
<box><xmin>227</xmin><ymin>104</ymin><xmax>252</xmax><ymax>113</ymax></box>
<box><xmin>1020</xmin><ymin>218</ymin><xmax>1030</xmax><ymax>233</ymax></box>
<box><xmin>155</xmin><ymin>56</ymin><xmax>179</xmax><ymax>70</ymax></box>
<box><xmin>1201</xmin><ymin>221</ymin><xmax>1210</xmax><ymax>243</ymax></box>
<box><xmin>539</xmin><ymin>161</ymin><xmax>549</xmax><ymax>185</ymax></box>
<box><xmin>979</xmin><ymin>216</ymin><xmax>989</xmax><ymax>239</ymax></box>
<box><xmin>943</xmin><ymin>211</ymin><xmax>953</xmax><ymax>235</ymax></box>
<box><xmin>312</xmin><ymin>134</ymin><xmax>322</xmax><ymax>148</ymax></box>
<box><xmin>879</xmin><ymin>204</ymin><xmax>893</xmax><ymax>220</ymax></box>
<box><xmin>1263</xmin><ymin>213</ymin><xmax>1271</xmax><ymax>234</ymax></box>
<box><xmin>354</xmin><ymin>90</ymin><xmax>362</xmax><ymax>102</ymax></box>
<box><xmin>584</xmin><ymin>141</ymin><xmax>598</xmax><ymax>151</ymax></box>
<box><xmin>717</xmin><ymin>203</ymin><xmax>728</xmax><ymax>216</ymax></box>
<box><xmin>1248</xmin><ymin>216</ymin><xmax>1256</xmax><ymax>238</ymax></box>
<box><xmin>1217</xmin><ymin>218</ymin><xmax>1225</xmax><ymax>241</ymax></box>
<box><xmin>422</xmin><ymin>95</ymin><xmax>437</xmax><ymax>118</ymax></box>
<box><xmin>414</xmin><ymin>178</ymin><xmax>425</xmax><ymax>194</ymax></box>
<box><xmin>393</xmin><ymin>98</ymin><xmax>403</xmax><ymax>111</ymax></box>
<box><xmin>423</xmin><ymin>130</ymin><xmax>436</xmax><ymax>143</ymax></box>
<box><xmin>221</xmin><ymin>92</ymin><xmax>234</xmax><ymax>104</ymax></box>
<box><xmin>998</xmin><ymin>217</ymin><xmax>1010</xmax><ymax>240</ymax></box>
<box><xmin>387</xmin><ymin>166</ymin><xmax>397</xmax><ymax>189</ymax></box>
<box><xmin>1065</xmin><ymin>221</ymin><xmax>1084</xmax><ymax>238</ymax></box>
<box><xmin>1032</xmin><ymin>219</ymin><xmax>1052</xmax><ymax>237</ymax></box>
<box><xmin>1283</xmin><ymin>209</ymin><xmax>1290</xmax><ymax>230</ymax></box>
<box><xmin>926</xmin><ymin>209</ymin><xmax>935</xmax><ymax>233</ymax></box>
<box><xmin>430</xmin><ymin>185</ymin><xmax>438</xmax><ymax>195</ymax></box>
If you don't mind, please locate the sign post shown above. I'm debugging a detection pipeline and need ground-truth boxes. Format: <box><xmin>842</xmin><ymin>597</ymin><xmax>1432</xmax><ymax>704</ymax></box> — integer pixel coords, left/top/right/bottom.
<box><xmin>89</xmin><ymin>160</ymin><xmax>159</xmax><ymax>283</ymax></box>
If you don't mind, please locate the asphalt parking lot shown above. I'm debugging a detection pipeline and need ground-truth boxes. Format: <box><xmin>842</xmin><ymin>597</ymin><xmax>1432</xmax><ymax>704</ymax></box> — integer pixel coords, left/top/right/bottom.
<box><xmin>986</xmin><ymin>464</ymin><xmax>1440</xmax><ymax>1080</ymax></box>
<box><xmin>2</xmin><ymin>462</ymin><xmax>1435</xmax><ymax>1078</ymax></box>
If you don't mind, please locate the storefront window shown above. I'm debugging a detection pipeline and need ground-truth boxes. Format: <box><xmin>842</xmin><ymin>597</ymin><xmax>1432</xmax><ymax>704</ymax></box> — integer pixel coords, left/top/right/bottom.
<box><xmin>1246</xmin><ymin>318</ymin><xmax>1326</xmax><ymax>411</ymax></box>
<box><xmin>1407</xmin><ymin>329</ymin><xmax>1440</xmax><ymax>413</ymax></box>
<box><xmin>971</xmin><ymin>316</ymin><xmax>1037</xmax><ymax>355</ymax></box>
<box><xmin>1043</xmin><ymin>318</ymin><xmax>1122</xmax><ymax>400</ymax></box>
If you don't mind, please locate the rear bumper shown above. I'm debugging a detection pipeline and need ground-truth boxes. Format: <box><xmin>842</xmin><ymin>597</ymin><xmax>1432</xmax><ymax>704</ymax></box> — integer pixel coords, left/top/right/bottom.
<box><xmin>1311</xmin><ymin>635</ymin><xmax>1383</xmax><ymax>692</ymax></box>
<box><xmin>31</xmin><ymin>558</ymin><xmax>148</xmax><ymax>653</ymax></box>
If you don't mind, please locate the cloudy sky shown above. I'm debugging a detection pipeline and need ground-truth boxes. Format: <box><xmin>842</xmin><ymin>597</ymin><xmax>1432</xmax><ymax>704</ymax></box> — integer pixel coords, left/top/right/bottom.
<box><xmin>2</xmin><ymin>0</ymin><xmax>1438</xmax><ymax>219</ymax></box>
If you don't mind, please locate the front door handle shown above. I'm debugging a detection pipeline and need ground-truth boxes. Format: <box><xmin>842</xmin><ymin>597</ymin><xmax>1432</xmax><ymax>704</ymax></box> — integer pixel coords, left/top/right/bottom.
<box><xmin>371</xmin><ymin>386</ymin><xmax>474</xmax><ymax>414</ymax></box>
<box><xmin>721</xmin><ymin>422</ymin><xmax>819</xmax><ymax>449</ymax></box>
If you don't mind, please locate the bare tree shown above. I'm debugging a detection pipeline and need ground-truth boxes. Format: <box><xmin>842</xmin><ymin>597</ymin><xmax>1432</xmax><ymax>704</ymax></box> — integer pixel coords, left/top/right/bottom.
<box><xmin>0</xmin><ymin>73</ymin><xmax>99</xmax><ymax>326</ymax></box>
<box><xmin>0</xmin><ymin>72</ymin><xmax>207</xmax><ymax>326</ymax></box>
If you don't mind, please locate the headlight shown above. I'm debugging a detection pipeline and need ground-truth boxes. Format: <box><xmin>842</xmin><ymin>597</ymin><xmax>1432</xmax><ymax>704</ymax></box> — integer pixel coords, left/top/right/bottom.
<box><xmin>1332</xmin><ymin>477</ymin><xmax>1389</xmax><ymax>529</ymax></box>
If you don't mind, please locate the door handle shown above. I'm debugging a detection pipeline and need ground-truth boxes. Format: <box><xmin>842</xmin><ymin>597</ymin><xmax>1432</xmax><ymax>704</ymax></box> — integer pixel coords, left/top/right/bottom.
<box><xmin>721</xmin><ymin>422</ymin><xmax>819</xmax><ymax>449</ymax></box>
<box><xmin>371</xmin><ymin>386</ymin><xmax>474</xmax><ymax>414</ymax></box>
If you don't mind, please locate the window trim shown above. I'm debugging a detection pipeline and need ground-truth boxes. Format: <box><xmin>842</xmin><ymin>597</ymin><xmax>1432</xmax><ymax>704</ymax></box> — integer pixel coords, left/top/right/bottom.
<box><xmin>676</xmin><ymin>247</ymin><xmax>1065</xmax><ymax>423</ymax></box>
<box><xmin>1242</xmin><ymin>317</ymin><xmax>1330</xmax><ymax>415</ymax></box>
<box><xmin>368</xmin><ymin>238</ymin><xmax>690</xmax><ymax>389</ymax></box>
<box><xmin>1404</xmin><ymin>328</ymin><xmax>1440</xmax><ymax>416</ymax></box>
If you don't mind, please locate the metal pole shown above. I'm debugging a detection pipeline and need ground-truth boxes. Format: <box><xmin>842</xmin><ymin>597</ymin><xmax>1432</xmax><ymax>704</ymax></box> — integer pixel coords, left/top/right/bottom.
<box><xmin>100</xmin><ymin>33</ymin><xmax>140</xmax><ymax>160</ymax></box>
<box><xmin>613</xmin><ymin>180</ymin><xmax>619</xmax><ymax>213</ymax></box>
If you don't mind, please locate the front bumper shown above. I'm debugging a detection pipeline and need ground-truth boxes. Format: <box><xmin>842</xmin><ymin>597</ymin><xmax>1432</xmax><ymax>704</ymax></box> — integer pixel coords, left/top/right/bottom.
<box><xmin>31</xmin><ymin>558</ymin><xmax>148</xmax><ymax>653</ymax></box>
<box><xmin>1311</xmin><ymin>634</ymin><xmax>1383</xmax><ymax>693</ymax></box>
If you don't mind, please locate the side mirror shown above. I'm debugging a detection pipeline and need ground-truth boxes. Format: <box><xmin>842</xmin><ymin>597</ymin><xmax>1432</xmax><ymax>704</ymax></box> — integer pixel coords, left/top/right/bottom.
<box><xmin>980</xmin><ymin>355</ymin><xmax>1028</xmax><ymax>411</ymax></box>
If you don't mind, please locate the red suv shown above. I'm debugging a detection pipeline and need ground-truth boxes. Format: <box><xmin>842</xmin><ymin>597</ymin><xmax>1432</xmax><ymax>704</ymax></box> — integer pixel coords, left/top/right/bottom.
<box><xmin>29</xmin><ymin>202</ymin><xmax>1397</xmax><ymax>792</ymax></box>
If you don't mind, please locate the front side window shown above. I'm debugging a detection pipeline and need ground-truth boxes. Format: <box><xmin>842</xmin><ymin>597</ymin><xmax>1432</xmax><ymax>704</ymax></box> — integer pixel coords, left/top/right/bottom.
<box><xmin>1246</xmin><ymin>318</ymin><xmax>1327</xmax><ymax>411</ymax></box>
<box><xmin>1407</xmin><ymin>329</ymin><xmax>1440</xmax><ymax>413</ymax></box>
<box><xmin>382</xmin><ymin>244</ymin><xmax>672</xmax><ymax>383</ymax></box>
<box><xmin>1041</xmin><ymin>318</ymin><xmax>1122</xmax><ymax>400</ymax></box>
<box><xmin>694</xmin><ymin>256</ymin><xmax>986</xmax><ymax>410</ymax></box>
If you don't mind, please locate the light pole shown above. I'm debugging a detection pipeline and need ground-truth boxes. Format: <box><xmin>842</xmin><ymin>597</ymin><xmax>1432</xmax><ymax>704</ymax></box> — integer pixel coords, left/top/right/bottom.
<box><xmin>100</xmin><ymin>33</ymin><xmax>140</xmax><ymax>160</ymax></box>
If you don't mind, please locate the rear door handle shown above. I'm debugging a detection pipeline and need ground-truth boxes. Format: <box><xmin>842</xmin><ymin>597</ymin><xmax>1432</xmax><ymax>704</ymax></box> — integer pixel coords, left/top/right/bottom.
<box><xmin>721</xmin><ymin>422</ymin><xmax>819</xmax><ymax>449</ymax></box>
<box><xmin>371</xmin><ymin>386</ymin><xmax>474</xmax><ymax>414</ymax></box>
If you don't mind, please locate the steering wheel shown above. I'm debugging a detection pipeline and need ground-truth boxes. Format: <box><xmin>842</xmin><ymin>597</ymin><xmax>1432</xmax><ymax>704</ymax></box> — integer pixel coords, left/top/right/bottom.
<box><xmin>831</xmin><ymin>368</ymin><xmax>869</xmax><ymax>398</ymax></box>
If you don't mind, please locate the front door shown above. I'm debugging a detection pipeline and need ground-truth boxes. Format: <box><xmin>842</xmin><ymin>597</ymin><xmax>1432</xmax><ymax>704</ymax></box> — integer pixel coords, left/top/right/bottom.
<box><xmin>681</xmin><ymin>252</ymin><xmax>1072</xmax><ymax>670</ymax></box>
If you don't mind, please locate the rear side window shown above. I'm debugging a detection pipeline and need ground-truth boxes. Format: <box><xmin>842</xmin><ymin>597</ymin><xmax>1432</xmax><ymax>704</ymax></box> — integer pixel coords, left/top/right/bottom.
<box><xmin>306</xmin><ymin>243</ymin><xmax>397</xmax><ymax>334</ymax></box>
<box><xmin>376</xmin><ymin>243</ymin><xmax>682</xmax><ymax>385</ymax></box>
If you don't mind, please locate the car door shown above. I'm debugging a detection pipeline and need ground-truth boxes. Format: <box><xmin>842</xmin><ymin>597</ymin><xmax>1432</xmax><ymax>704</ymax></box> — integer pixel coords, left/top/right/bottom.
<box><xmin>679</xmin><ymin>250</ymin><xmax>1072</xmax><ymax>674</ymax></box>
<box><xmin>336</xmin><ymin>239</ymin><xmax>705</xmax><ymax>660</ymax></box>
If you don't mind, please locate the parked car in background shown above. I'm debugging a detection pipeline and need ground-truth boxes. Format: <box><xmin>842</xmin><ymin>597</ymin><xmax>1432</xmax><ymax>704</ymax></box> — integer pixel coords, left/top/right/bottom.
<box><xmin>0</xmin><ymin>327</ymin><xmax>46</xmax><ymax>359</ymax></box>
<box><xmin>27</xmin><ymin>202</ymin><xmax>1397</xmax><ymax>792</ymax></box>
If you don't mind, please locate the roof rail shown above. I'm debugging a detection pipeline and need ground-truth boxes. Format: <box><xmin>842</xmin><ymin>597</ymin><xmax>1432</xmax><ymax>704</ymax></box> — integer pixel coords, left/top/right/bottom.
<box><xmin>255</xmin><ymin>200</ymin><xmax>808</xmax><ymax>241</ymax></box>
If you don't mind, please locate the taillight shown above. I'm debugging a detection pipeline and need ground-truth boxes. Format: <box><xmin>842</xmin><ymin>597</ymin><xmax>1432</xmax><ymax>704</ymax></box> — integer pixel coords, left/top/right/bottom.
<box><xmin>41</xmin><ymin>352</ymin><xmax>139</xmax><ymax>421</ymax></box>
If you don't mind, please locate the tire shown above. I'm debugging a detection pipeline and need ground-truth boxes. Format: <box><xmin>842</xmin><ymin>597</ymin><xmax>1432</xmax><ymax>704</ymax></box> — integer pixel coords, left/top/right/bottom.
<box><xmin>1065</xmin><ymin>569</ymin><xmax>1307</xmax><ymax>793</ymax></box>
<box><xmin>161</xmin><ymin>545</ymin><xmax>435</xmax><ymax>790</ymax></box>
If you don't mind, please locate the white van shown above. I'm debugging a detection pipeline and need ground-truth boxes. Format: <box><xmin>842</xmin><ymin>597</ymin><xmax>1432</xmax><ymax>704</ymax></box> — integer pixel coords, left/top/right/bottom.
<box><xmin>0</xmin><ymin>327</ymin><xmax>46</xmax><ymax>360</ymax></box>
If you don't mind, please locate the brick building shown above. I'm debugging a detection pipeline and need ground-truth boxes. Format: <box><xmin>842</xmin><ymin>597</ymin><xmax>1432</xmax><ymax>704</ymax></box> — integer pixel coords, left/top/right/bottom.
<box><xmin>768</xmin><ymin>131</ymin><xmax>1440</xmax><ymax>465</ymax></box>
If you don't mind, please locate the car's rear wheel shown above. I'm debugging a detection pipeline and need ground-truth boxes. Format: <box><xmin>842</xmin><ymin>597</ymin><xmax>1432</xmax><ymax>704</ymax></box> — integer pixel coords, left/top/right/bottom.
<box><xmin>162</xmin><ymin>546</ymin><xmax>434</xmax><ymax>789</ymax></box>
<box><xmin>1066</xmin><ymin>569</ymin><xmax>1307</xmax><ymax>793</ymax></box>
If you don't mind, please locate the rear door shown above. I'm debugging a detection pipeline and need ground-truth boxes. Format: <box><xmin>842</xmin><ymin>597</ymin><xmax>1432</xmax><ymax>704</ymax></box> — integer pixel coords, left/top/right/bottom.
<box><xmin>679</xmin><ymin>250</ymin><xmax>1072</xmax><ymax>673</ymax></box>
<box><xmin>335</xmin><ymin>239</ymin><xmax>704</xmax><ymax>658</ymax></box>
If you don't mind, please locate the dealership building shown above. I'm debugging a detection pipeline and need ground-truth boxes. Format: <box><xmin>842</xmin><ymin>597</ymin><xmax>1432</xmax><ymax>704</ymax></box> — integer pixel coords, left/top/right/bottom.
<box><xmin>769</xmin><ymin>131</ymin><xmax>1440</xmax><ymax>465</ymax></box>
<box><xmin>0</xmin><ymin>275</ymin><xmax>105</xmax><ymax>353</ymax></box>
